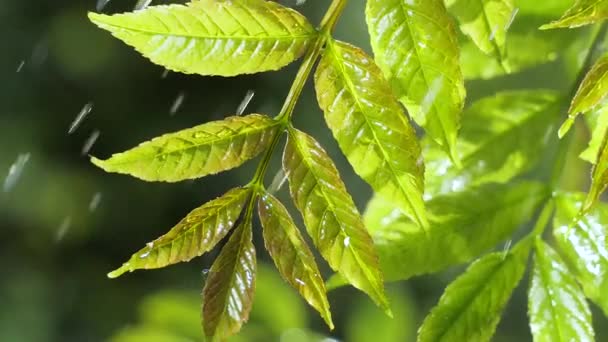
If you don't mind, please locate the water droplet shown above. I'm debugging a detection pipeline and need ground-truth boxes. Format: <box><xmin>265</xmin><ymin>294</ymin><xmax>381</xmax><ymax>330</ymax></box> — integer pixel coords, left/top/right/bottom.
<box><xmin>89</xmin><ymin>192</ymin><xmax>102</xmax><ymax>212</ymax></box>
<box><xmin>16</xmin><ymin>60</ymin><xmax>25</xmax><ymax>73</ymax></box>
<box><xmin>236</xmin><ymin>90</ymin><xmax>255</xmax><ymax>116</ymax></box>
<box><xmin>81</xmin><ymin>130</ymin><xmax>100</xmax><ymax>155</ymax></box>
<box><xmin>146</xmin><ymin>242</ymin><xmax>154</xmax><ymax>249</ymax></box>
<box><xmin>202</xmin><ymin>268</ymin><xmax>210</xmax><ymax>275</ymax></box>
<box><xmin>169</xmin><ymin>92</ymin><xmax>186</xmax><ymax>116</ymax></box>
<box><xmin>343</xmin><ymin>236</ymin><xmax>350</xmax><ymax>247</ymax></box>
<box><xmin>3</xmin><ymin>153</ymin><xmax>31</xmax><ymax>193</ymax></box>
<box><xmin>295</xmin><ymin>278</ymin><xmax>305</xmax><ymax>286</ymax></box>
<box><xmin>139</xmin><ymin>250</ymin><xmax>151</xmax><ymax>258</ymax></box>
<box><xmin>55</xmin><ymin>216</ymin><xmax>72</xmax><ymax>242</ymax></box>
<box><xmin>68</xmin><ymin>102</ymin><xmax>93</xmax><ymax>134</ymax></box>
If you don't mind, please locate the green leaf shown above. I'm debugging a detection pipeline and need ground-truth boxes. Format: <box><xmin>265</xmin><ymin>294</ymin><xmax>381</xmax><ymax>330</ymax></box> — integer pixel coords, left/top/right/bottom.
<box><xmin>541</xmin><ymin>0</ymin><xmax>608</xmax><ymax>29</ymax></box>
<box><xmin>425</xmin><ymin>90</ymin><xmax>560</xmax><ymax>196</ymax></box>
<box><xmin>257</xmin><ymin>192</ymin><xmax>333</xmax><ymax>329</ymax></box>
<box><xmin>528</xmin><ymin>239</ymin><xmax>595</xmax><ymax>342</ymax></box>
<box><xmin>92</xmin><ymin>114</ymin><xmax>279</xmax><ymax>182</ymax></box>
<box><xmin>580</xmin><ymin>104</ymin><xmax>608</xmax><ymax>162</ymax></box>
<box><xmin>586</xmin><ymin>129</ymin><xmax>608</xmax><ymax>210</ymax></box>
<box><xmin>88</xmin><ymin>0</ymin><xmax>317</xmax><ymax>76</ymax></box>
<box><xmin>202</xmin><ymin>222</ymin><xmax>256</xmax><ymax>341</ymax></box>
<box><xmin>283</xmin><ymin>127</ymin><xmax>389</xmax><ymax>313</ymax></box>
<box><xmin>446</xmin><ymin>0</ymin><xmax>514</xmax><ymax>66</ymax></box>
<box><xmin>366</xmin><ymin>0</ymin><xmax>465</xmax><ymax>158</ymax></box>
<box><xmin>108</xmin><ymin>187</ymin><xmax>250</xmax><ymax>278</ymax></box>
<box><xmin>560</xmin><ymin>55</ymin><xmax>608</xmax><ymax>137</ymax></box>
<box><xmin>417</xmin><ymin>241</ymin><xmax>531</xmax><ymax>342</ymax></box>
<box><xmin>314</xmin><ymin>39</ymin><xmax>426</xmax><ymax>228</ymax></box>
<box><xmin>554</xmin><ymin>192</ymin><xmax>608</xmax><ymax>315</ymax></box>
<box><xmin>516</xmin><ymin>0</ymin><xmax>572</xmax><ymax>17</ymax></box>
<box><xmin>365</xmin><ymin>181</ymin><xmax>548</xmax><ymax>281</ymax></box>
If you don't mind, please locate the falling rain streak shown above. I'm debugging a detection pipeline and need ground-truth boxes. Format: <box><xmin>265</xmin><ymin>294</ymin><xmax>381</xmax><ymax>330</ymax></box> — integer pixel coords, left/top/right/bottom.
<box><xmin>506</xmin><ymin>8</ymin><xmax>519</xmax><ymax>31</ymax></box>
<box><xmin>3</xmin><ymin>153</ymin><xmax>31</xmax><ymax>193</ymax></box>
<box><xmin>96</xmin><ymin>0</ymin><xmax>111</xmax><ymax>11</ymax></box>
<box><xmin>55</xmin><ymin>216</ymin><xmax>72</xmax><ymax>242</ymax></box>
<box><xmin>170</xmin><ymin>92</ymin><xmax>186</xmax><ymax>115</ymax></box>
<box><xmin>268</xmin><ymin>169</ymin><xmax>287</xmax><ymax>194</ymax></box>
<box><xmin>89</xmin><ymin>192</ymin><xmax>102</xmax><ymax>212</ymax></box>
<box><xmin>134</xmin><ymin>0</ymin><xmax>152</xmax><ymax>11</ymax></box>
<box><xmin>236</xmin><ymin>90</ymin><xmax>255</xmax><ymax>116</ymax></box>
<box><xmin>161</xmin><ymin>69</ymin><xmax>170</xmax><ymax>79</ymax></box>
<box><xmin>16</xmin><ymin>60</ymin><xmax>25</xmax><ymax>72</ymax></box>
<box><xmin>81</xmin><ymin>130</ymin><xmax>100</xmax><ymax>155</ymax></box>
<box><xmin>69</xmin><ymin>102</ymin><xmax>93</xmax><ymax>134</ymax></box>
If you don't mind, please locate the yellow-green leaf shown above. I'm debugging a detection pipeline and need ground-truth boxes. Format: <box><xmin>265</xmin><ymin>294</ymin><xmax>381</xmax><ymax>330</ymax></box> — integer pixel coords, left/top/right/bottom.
<box><xmin>283</xmin><ymin>127</ymin><xmax>389</xmax><ymax>313</ymax></box>
<box><xmin>580</xmin><ymin>103</ymin><xmax>608</xmax><ymax>162</ymax></box>
<box><xmin>314</xmin><ymin>39</ymin><xmax>426</xmax><ymax>228</ymax></box>
<box><xmin>586</xmin><ymin>129</ymin><xmax>608</xmax><ymax>210</ymax></box>
<box><xmin>528</xmin><ymin>239</ymin><xmax>595</xmax><ymax>342</ymax></box>
<box><xmin>560</xmin><ymin>55</ymin><xmax>608</xmax><ymax>137</ymax></box>
<box><xmin>257</xmin><ymin>192</ymin><xmax>333</xmax><ymax>329</ymax></box>
<box><xmin>366</xmin><ymin>0</ymin><xmax>465</xmax><ymax>158</ymax></box>
<box><xmin>88</xmin><ymin>0</ymin><xmax>317</xmax><ymax>76</ymax></box>
<box><xmin>92</xmin><ymin>114</ymin><xmax>279</xmax><ymax>182</ymax></box>
<box><xmin>541</xmin><ymin>0</ymin><xmax>608</xmax><ymax>29</ymax></box>
<box><xmin>108</xmin><ymin>187</ymin><xmax>251</xmax><ymax>278</ymax></box>
<box><xmin>202</xmin><ymin>222</ymin><xmax>256</xmax><ymax>341</ymax></box>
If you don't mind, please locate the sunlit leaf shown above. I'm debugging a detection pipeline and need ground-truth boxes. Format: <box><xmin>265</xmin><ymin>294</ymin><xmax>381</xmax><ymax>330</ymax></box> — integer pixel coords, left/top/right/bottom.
<box><xmin>541</xmin><ymin>0</ymin><xmax>608</xmax><ymax>29</ymax></box>
<box><xmin>425</xmin><ymin>90</ymin><xmax>560</xmax><ymax>196</ymax></box>
<box><xmin>88</xmin><ymin>0</ymin><xmax>317</xmax><ymax>76</ymax></box>
<box><xmin>365</xmin><ymin>181</ymin><xmax>548</xmax><ymax>281</ymax></box>
<box><xmin>257</xmin><ymin>192</ymin><xmax>333</xmax><ymax>329</ymax></box>
<box><xmin>92</xmin><ymin>114</ymin><xmax>279</xmax><ymax>182</ymax></box>
<box><xmin>202</xmin><ymin>222</ymin><xmax>256</xmax><ymax>341</ymax></box>
<box><xmin>586</xmin><ymin>132</ymin><xmax>608</xmax><ymax>210</ymax></box>
<box><xmin>283</xmin><ymin>127</ymin><xmax>389</xmax><ymax>312</ymax></box>
<box><xmin>108</xmin><ymin>187</ymin><xmax>250</xmax><ymax>278</ymax></box>
<box><xmin>528</xmin><ymin>239</ymin><xmax>595</xmax><ymax>342</ymax></box>
<box><xmin>366</xmin><ymin>0</ymin><xmax>465</xmax><ymax>158</ymax></box>
<box><xmin>580</xmin><ymin>104</ymin><xmax>608</xmax><ymax>162</ymax></box>
<box><xmin>417</xmin><ymin>240</ymin><xmax>531</xmax><ymax>342</ymax></box>
<box><xmin>516</xmin><ymin>0</ymin><xmax>572</xmax><ymax>16</ymax></box>
<box><xmin>554</xmin><ymin>192</ymin><xmax>608</xmax><ymax>315</ymax></box>
<box><xmin>560</xmin><ymin>55</ymin><xmax>608</xmax><ymax>137</ymax></box>
<box><xmin>314</xmin><ymin>39</ymin><xmax>426</xmax><ymax>227</ymax></box>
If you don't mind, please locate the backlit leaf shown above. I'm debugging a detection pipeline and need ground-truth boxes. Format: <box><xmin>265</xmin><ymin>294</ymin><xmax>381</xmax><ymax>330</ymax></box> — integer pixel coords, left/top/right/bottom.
<box><xmin>417</xmin><ymin>240</ymin><xmax>531</xmax><ymax>342</ymax></box>
<box><xmin>528</xmin><ymin>239</ymin><xmax>595</xmax><ymax>342</ymax></box>
<box><xmin>425</xmin><ymin>90</ymin><xmax>560</xmax><ymax>196</ymax></box>
<box><xmin>314</xmin><ymin>39</ymin><xmax>426</xmax><ymax>228</ymax></box>
<box><xmin>586</xmin><ymin>130</ymin><xmax>608</xmax><ymax>209</ymax></box>
<box><xmin>365</xmin><ymin>181</ymin><xmax>548</xmax><ymax>281</ymax></box>
<box><xmin>554</xmin><ymin>192</ymin><xmax>608</xmax><ymax>315</ymax></box>
<box><xmin>366</xmin><ymin>0</ymin><xmax>465</xmax><ymax>158</ymax></box>
<box><xmin>92</xmin><ymin>114</ymin><xmax>279</xmax><ymax>182</ymax></box>
<box><xmin>257</xmin><ymin>192</ymin><xmax>333</xmax><ymax>329</ymax></box>
<box><xmin>580</xmin><ymin>104</ymin><xmax>608</xmax><ymax>162</ymax></box>
<box><xmin>541</xmin><ymin>0</ymin><xmax>608</xmax><ymax>29</ymax></box>
<box><xmin>108</xmin><ymin>187</ymin><xmax>251</xmax><ymax>278</ymax></box>
<box><xmin>283</xmin><ymin>127</ymin><xmax>389</xmax><ymax>312</ymax></box>
<box><xmin>88</xmin><ymin>0</ymin><xmax>317</xmax><ymax>76</ymax></box>
<box><xmin>202</xmin><ymin>222</ymin><xmax>256</xmax><ymax>341</ymax></box>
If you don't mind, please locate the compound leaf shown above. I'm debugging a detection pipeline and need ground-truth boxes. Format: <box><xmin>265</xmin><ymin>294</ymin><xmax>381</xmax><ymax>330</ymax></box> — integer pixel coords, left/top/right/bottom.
<box><xmin>315</xmin><ymin>39</ymin><xmax>426</xmax><ymax>228</ymax></box>
<box><xmin>366</xmin><ymin>0</ymin><xmax>465</xmax><ymax>158</ymax></box>
<box><xmin>108</xmin><ymin>187</ymin><xmax>251</xmax><ymax>278</ymax></box>
<box><xmin>580</xmin><ymin>104</ymin><xmax>608</xmax><ymax>162</ymax></box>
<box><xmin>92</xmin><ymin>114</ymin><xmax>279</xmax><ymax>182</ymax></box>
<box><xmin>283</xmin><ymin>127</ymin><xmax>389</xmax><ymax>313</ymax></box>
<box><xmin>528</xmin><ymin>239</ymin><xmax>595</xmax><ymax>342</ymax></box>
<box><xmin>257</xmin><ymin>192</ymin><xmax>333</xmax><ymax>329</ymax></box>
<box><xmin>89</xmin><ymin>0</ymin><xmax>317</xmax><ymax>76</ymax></box>
<box><xmin>541</xmin><ymin>0</ymin><xmax>608</xmax><ymax>29</ymax></box>
<box><xmin>587</xmin><ymin>130</ymin><xmax>608</xmax><ymax>210</ymax></box>
<box><xmin>202</xmin><ymin>222</ymin><xmax>256</xmax><ymax>341</ymax></box>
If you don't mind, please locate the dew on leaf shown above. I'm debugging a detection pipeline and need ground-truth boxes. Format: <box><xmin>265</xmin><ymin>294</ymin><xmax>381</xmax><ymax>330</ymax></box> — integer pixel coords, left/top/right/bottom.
<box><xmin>81</xmin><ymin>130</ymin><xmax>100</xmax><ymax>155</ymax></box>
<box><xmin>3</xmin><ymin>153</ymin><xmax>31</xmax><ymax>193</ymax></box>
<box><xmin>236</xmin><ymin>90</ymin><xmax>255</xmax><ymax>116</ymax></box>
<box><xmin>68</xmin><ymin>102</ymin><xmax>93</xmax><ymax>134</ymax></box>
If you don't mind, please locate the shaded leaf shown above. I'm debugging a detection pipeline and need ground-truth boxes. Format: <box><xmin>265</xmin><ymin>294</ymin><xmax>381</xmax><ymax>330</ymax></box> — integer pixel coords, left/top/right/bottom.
<box><xmin>92</xmin><ymin>114</ymin><xmax>279</xmax><ymax>182</ymax></box>
<box><xmin>88</xmin><ymin>0</ymin><xmax>317</xmax><ymax>76</ymax></box>
<box><xmin>586</xmin><ymin>129</ymin><xmax>608</xmax><ymax>209</ymax></box>
<box><xmin>202</xmin><ymin>222</ymin><xmax>256</xmax><ymax>341</ymax></box>
<box><xmin>528</xmin><ymin>239</ymin><xmax>595</xmax><ymax>342</ymax></box>
<box><xmin>417</xmin><ymin>241</ymin><xmax>531</xmax><ymax>342</ymax></box>
<box><xmin>366</xmin><ymin>0</ymin><xmax>465</xmax><ymax>158</ymax></box>
<box><xmin>516</xmin><ymin>0</ymin><xmax>572</xmax><ymax>16</ymax></box>
<box><xmin>554</xmin><ymin>192</ymin><xmax>608</xmax><ymax>315</ymax></box>
<box><xmin>365</xmin><ymin>181</ymin><xmax>548</xmax><ymax>281</ymax></box>
<box><xmin>257</xmin><ymin>192</ymin><xmax>333</xmax><ymax>329</ymax></box>
<box><xmin>283</xmin><ymin>127</ymin><xmax>389</xmax><ymax>312</ymax></box>
<box><xmin>580</xmin><ymin>104</ymin><xmax>608</xmax><ymax>162</ymax></box>
<box><xmin>314</xmin><ymin>39</ymin><xmax>426</xmax><ymax>227</ymax></box>
<box><xmin>541</xmin><ymin>0</ymin><xmax>608</xmax><ymax>29</ymax></box>
<box><xmin>108</xmin><ymin>187</ymin><xmax>250</xmax><ymax>278</ymax></box>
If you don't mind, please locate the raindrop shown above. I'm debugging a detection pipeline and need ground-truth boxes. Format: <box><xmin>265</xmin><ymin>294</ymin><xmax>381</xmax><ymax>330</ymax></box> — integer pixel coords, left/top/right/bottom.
<box><xmin>16</xmin><ymin>60</ymin><xmax>25</xmax><ymax>73</ymax></box>
<box><xmin>89</xmin><ymin>192</ymin><xmax>102</xmax><ymax>212</ymax></box>
<box><xmin>134</xmin><ymin>0</ymin><xmax>152</xmax><ymax>11</ymax></box>
<box><xmin>505</xmin><ymin>8</ymin><xmax>519</xmax><ymax>31</ymax></box>
<box><xmin>294</xmin><ymin>278</ymin><xmax>305</xmax><ymax>286</ymax></box>
<box><xmin>55</xmin><ymin>216</ymin><xmax>72</xmax><ymax>242</ymax></box>
<box><xmin>295</xmin><ymin>0</ymin><xmax>306</xmax><ymax>6</ymax></box>
<box><xmin>68</xmin><ymin>102</ymin><xmax>94</xmax><ymax>134</ymax></box>
<box><xmin>81</xmin><ymin>130</ymin><xmax>100</xmax><ymax>155</ymax></box>
<box><xmin>146</xmin><ymin>241</ymin><xmax>155</xmax><ymax>249</ymax></box>
<box><xmin>3</xmin><ymin>153</ymin><xmax>31</xmax><ymax>193</ymax></box>
<box><xmin>96</xmin><ymin>0</ymin><xmax>111</xmax><ymax>11</ymax></box>
<box><xmin>236</xmin><ymin>90</ymin><xmax>255</xmax><ymax>116</ymax></box>
<box><xmin>202</xmin><ymin>268</ymin><xmax>210</xmax><ymax>275</ymax></box>
<box><xmin>139</xmin><ymin>251</ymin><xmax>151</xmax><ymax>258</ymax></box>
<box><xmin>343</xmin><ymin>236</ymin><xmax>350</xmax><ymax>247</ymax></box>
<box><xmin>169</xmin><ymin>92</ymin><xmax>186</xmax><ymax>116</ymax></box>
<box><xmin>161</xmin><ymin>69</ymin><xmax>170</xmax><ymax>79</ymax></box>
<box><xmin>268</xmin><ymin>169</ymin><xmax>287</xmax><ymax>194</ymax></box>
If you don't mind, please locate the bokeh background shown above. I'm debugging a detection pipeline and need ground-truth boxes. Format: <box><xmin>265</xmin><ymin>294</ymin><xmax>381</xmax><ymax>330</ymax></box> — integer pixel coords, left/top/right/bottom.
<box><xmin>2</xmin><ymin>0</ymin><xmax>608</xmax><ymax>341</ymax></box>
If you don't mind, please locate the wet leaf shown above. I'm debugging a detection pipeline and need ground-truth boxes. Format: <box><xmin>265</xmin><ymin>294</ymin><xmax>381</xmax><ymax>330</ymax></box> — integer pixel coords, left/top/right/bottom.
<box><xmin>257</xmin><ymin>192</ymin><xmax>333</xmax><ymax>329</ymax></box>
<box><xmin>108</xmin><ymin>187</ymin><xmax>251</xmax><ymax>278</ymax></box>
<box><xmin>283</xmin><ymin>128</ymin><xmax>389</xmax><ymax>313</ymax></box>
<box><xmin>88</xmin><ymin>0</ymin><xmax>317</xmax><ymax>76</ymax></box>
<box><xmin>554</xmin><ymin>193</ymin><xmax>608</xmax><ymax>315</ymax></box>
<box><xmin>314</xmin><ymin>39</ymin><xmax>426</xmax><ymax>228</ymax></box>
<box><xmin>560</xmin><ymin>55</ymin><xmax>608</xmax><ymax>137</ymax></box>
<box><xmin>92</xmin><ymin>114</ymin><xmax>279</xmax><ymax>182</ymax></box>
<box><xmin>528</xmin><ymin>239</ymin><xmax>595</xmax><ymax>342</ymax></box>
<box><xmin>365</xmin><ymin>181</ymin><xmax>548</xmax><ymax>281</ymax></box>
<box><xmin>580</xmin><ymin>104</ymin><xmax>608</xmax><ymax>163</ymax></box>
<box><xmin>541</xmin><ymin>0</ymin><xmax>608</xmax><ymax>29</ymax></box>
<box><xmin>366</xmin><ymin>0</ymin><xmax>465</xmax><ymax>158</ymax></box>
<box><xmin>425</xmin><ymin>90</ymin><xmax>560</xmax><ymax>196</ymax></box>
<box><xmin>202</xmin><ymin>222</ymin><xmax>256</xmax><ymax>341</ymax></box>
<box><xmin>417</xmin><ymin>240</ymin><xmax>531</xmax><ymax>342</ymax></box>
<box><xmin>586</xmin><ymin>130</ymin><xmax>608</xmax><ymax>210</ymax></box>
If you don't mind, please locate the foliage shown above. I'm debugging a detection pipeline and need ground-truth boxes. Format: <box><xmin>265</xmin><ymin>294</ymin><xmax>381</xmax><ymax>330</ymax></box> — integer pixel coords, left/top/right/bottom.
<box><xmin>88</xmin><ymin>0</ymin><xmax>608</xmax><ymax>340</ymax></box>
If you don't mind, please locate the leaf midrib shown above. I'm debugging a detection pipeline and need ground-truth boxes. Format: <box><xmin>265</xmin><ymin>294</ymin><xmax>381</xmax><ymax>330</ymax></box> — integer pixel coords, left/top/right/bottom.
<box><xmin>535</xmin><ymin>247</ymin><xmax>565</xmax><ymax>341</ymax></box>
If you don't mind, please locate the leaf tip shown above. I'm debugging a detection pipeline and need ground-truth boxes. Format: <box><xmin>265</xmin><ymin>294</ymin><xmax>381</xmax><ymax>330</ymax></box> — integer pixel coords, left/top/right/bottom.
<box><xmin>90</xmin><ymin>156</ymin><xmax>109</xmax><ymax>170</ymax></box>
<box><xmin>558</xmin><ymin>117</ymin><xmax>575</xmax><ymax>138</ymax></box>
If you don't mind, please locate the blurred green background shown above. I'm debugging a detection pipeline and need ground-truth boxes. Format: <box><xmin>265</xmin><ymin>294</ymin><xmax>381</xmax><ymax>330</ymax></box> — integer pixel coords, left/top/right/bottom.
<box><xmin>2</xmin><ymin>0</ymin><xmax>608</xmax><ymax>341</ymax></box>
